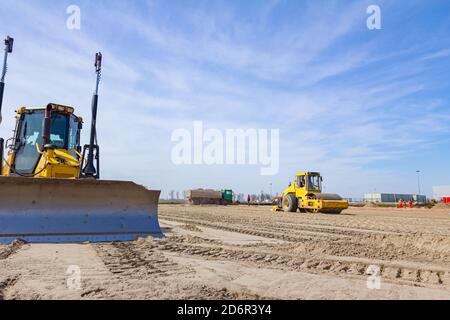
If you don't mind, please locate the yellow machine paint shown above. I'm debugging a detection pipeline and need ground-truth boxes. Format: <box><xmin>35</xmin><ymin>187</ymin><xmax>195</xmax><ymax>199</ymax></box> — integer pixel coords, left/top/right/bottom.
<box><xmin>0</xmin><ymin>38</ymin><xmax>161</xmax><ymax>244</ymax></box>
<box><xmin>1</xmin><ymin>105</ymin><xmax>83</xmax><ymax>179</ymax></box>
<box><xmin>272</xmin><ymin>172</ymin><xmax>349</xmax><ymax>214</ymax></box>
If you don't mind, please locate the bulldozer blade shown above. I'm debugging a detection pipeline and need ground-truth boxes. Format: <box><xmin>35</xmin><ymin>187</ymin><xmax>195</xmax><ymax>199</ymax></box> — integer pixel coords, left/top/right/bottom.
<box><xmin>0</xmin><ymin>177</ymin><xmax>162</xmax><ymax>244</ymax></box>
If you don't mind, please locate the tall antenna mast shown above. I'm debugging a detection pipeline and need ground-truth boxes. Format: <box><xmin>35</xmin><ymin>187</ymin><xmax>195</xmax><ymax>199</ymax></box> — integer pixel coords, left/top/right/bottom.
<box><xmin>81</xmin><ymin>52</ymin><xmax>102</xmax><ymax>179</ymax></box>
<box><xmin>0</xmin><ymin>36</ymin><xmax>14</xmax><ymax>125</ymax></box>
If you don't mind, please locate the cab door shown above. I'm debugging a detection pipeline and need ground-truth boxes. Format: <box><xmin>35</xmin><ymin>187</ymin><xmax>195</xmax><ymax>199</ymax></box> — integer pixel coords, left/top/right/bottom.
<box><xmin>13</xmin><ymin>111</ymin><xmax>44</xmax><ymax>175</ymax></box>
<box><xmin>296</xmin><ymin>175</ymin><xmax>306</xmax><ymax>190</ymax></box>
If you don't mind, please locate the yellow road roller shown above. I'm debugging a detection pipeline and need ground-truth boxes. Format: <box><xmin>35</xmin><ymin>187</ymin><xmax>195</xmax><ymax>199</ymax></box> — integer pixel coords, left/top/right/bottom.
<box><xmin>273</xmin><ymin>172</ymin><xmax>348</xmax><ymax>214</ymax></box>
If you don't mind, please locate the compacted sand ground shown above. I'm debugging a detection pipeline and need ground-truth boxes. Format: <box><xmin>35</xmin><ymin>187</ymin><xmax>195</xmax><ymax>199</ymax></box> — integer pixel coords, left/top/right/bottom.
<box><xmin>0</xmin><ymin>205</ymin><xmax>449</xmax><ymax>300</ymax></box>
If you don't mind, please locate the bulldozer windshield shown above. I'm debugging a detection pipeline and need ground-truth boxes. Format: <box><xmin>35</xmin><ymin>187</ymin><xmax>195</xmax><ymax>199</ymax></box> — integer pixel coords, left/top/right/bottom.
<box><xmin>307</xmin><ymin>174</ymin><xmax>321</xmax><ymax>192</ymax></box>
<box><xmin>12</xmin><ymin>110</ymin><xmax>80</xmax><ymax>174</ymax></box>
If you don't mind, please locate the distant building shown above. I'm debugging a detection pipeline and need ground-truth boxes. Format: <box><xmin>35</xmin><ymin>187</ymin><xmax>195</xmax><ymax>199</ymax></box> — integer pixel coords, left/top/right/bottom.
<box><xmin>433</xmin><ymin>186</ymin><xmax>450</xmax><ymax>201</ymax></box>
<box><xmin>364</xmin><ymin>193</ymin><xmax>426</xmax><ymax>203</ymax></box>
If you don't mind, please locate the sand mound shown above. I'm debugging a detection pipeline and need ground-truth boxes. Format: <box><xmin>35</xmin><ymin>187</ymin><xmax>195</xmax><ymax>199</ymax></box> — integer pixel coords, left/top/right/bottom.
<box><xmin>364</xmin><ymin>202</ymin><xmax>378</xmax><ymax>208</ymax></box>
<box><xmin>181</xmin><ymin>224</ymin><xmax>203</xmax><ymax>232</ymax></box>
<box><xmin>431</xmin><ymin>203</ymin><xmax>450</xmax><ymax>209</ymax></box>
<box><xmin>0</xmin><ymin>240</ymin><xmax>27</xmax><ymax>260</ymax></box>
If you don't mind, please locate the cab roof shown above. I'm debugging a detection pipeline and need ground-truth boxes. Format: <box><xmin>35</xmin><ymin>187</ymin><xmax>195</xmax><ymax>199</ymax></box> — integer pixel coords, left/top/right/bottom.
<box><xmin>296</xmin><ymin>172</ymin><xmax>321</xmax><ymax>176</ymax></box>
<box><xmin>16</xmin><ymin>103</ymin><xmax>83</xmax><ymax>122</ymax></box>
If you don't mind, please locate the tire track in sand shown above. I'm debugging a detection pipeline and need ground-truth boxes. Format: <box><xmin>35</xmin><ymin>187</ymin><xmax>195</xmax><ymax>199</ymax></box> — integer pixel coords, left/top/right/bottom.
<box><xmin>0</xmin><ymin>275</ymin><xmax>20</xmax><ymax>300</ymax></box>
<box><xmin>0</xmin><ymin>240</ymin><xmax>27</xmax><ymax>260</ymax></box>
<box><xmin>92</xmin><ymin>241</ymin><xmax>267</xmax><ymax>300</ymax></box>
<box><xmin>155</xmin><ymin>235</ymin><xmax>449</xmax><ymax>288</ymax></box>
<box><xmin>159</xmin><ymin>215</ymin><xmax>450</xmax><ymax>264</ymax></box>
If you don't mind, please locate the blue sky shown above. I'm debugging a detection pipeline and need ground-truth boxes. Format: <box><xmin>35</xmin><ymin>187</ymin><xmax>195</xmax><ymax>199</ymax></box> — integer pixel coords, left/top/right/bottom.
<box><xmin>1</xmin><ymin>0</ymin><xmax>450</xmax><ymax>199</ymax></box>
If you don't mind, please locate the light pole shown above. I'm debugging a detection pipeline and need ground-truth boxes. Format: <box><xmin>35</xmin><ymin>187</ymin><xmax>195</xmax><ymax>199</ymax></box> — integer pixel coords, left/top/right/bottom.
<box><xmin>416</xmin><ymin>170</ymin><xmax>421</xmax><ymax>196</ymax></box>
<box><xmin>269</xmin><ymin>183</ymin><xmax>272</xmax><ymax>198</ymax></box>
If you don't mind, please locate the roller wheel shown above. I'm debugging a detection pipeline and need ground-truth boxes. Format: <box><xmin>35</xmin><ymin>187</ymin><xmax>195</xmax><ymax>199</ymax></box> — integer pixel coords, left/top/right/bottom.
<box><xmin>283</xmin><ymin>194</ymin><xmax>298</xmax><ymax>212</ymax></box>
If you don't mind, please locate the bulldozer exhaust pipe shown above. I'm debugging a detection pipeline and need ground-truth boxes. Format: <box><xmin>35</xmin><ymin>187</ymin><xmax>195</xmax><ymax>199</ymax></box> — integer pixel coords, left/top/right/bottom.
<box><xmin>83</xmin><ymin>94</ymin><xmax>98</xmax><ymax>176</ymax></box>
<box><xmin>0</xmin><ymin>138</ymin><xmax>4</xmax><ymax>176</ymax></box>
<box><xmin>0</xmin><ymin>36</ymin><xmax>14</xmax><ymax>125</ymax></box>
<box><xmin>42</xmin><ymin>104</ymin><xmax>52</xmax><ymax>147</ymax></box>
<box><xmin>0</xmin><ymin>82</ymin><xmax>4</xmax><ymax>124</ymax></box>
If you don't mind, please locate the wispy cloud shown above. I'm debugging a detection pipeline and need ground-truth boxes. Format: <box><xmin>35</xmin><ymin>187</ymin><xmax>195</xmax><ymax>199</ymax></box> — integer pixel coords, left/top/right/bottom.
<box><xmin>421</xmin><ymin>49</ymin><xmax>450</xmax><ymax>61</ymax></box>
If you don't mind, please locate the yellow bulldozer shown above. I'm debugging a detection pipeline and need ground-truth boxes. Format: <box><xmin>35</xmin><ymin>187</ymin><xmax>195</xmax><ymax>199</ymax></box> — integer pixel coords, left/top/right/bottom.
<box><xmin>272</xmin><ymin>172</ymin><xmax>349</xmax><ymax>214</ymax></box>
<box><xmin>0</xmin><ymin>36</ymin><xmax>162</xmax><ymax>244</ymax></box>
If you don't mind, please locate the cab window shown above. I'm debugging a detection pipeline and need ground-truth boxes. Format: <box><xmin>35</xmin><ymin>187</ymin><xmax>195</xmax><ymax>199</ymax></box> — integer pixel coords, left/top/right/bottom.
<box><xmin>297</xmin><ymin>176</ymin><xmax>305</xmax><ymax>188</ymax></box>
<box><xmin>68</xmin><ymin>115</ymin><xmax>80</xmax><ymax>150</ymax></box>
<box><xmin>49</xmin><ymin>113</ymin><xmax>69</xmax><ymax>148</ymax></box>
<box><xmin>307</xmin><ymin>175</ymin><xmax>321</xmax><ymax>191</ymax></box>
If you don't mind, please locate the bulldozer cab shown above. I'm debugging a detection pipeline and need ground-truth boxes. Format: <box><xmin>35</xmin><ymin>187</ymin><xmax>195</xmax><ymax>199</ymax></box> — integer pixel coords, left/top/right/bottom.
<box><xmin>296</xmin><ymin>172</ymin><xmax>322</xmax><ymax>193</ymax></box>
<box><xmin>9</xmin><ymin>105</ymin><xmax>82</xmax><ymax>175</ymax></box>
